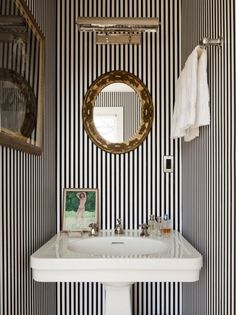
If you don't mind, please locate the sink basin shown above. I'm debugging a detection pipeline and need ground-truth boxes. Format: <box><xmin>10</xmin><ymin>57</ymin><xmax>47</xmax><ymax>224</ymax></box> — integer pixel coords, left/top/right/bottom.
<box><xmin>67</xmin><ymin>236</ymin><xmax>169</xmax><ymax>257</ymax></box>
<box><xmin>31</xmin><ymin>230</ymin><xmax>202</xmax><ymax>315</ymax></box>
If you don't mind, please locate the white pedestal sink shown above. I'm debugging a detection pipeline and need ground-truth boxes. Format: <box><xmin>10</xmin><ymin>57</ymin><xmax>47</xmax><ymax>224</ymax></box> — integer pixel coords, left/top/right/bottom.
<box><xmin>31</xmin><ymin>230</ymin><xmax>202</xmax><ymax>315</ymax></box>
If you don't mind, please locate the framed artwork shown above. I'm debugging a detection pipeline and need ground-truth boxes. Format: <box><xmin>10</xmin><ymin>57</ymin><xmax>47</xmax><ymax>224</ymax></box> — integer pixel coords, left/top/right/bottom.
<box><xmin>62</xmin><ymin>188</ymin><xmax>99</xmax><ymax>232</ymax></box>
<box><xmin>0</xmin><ymin>0</ymin><xmax>45</xmax><ymax>154</ymax></box>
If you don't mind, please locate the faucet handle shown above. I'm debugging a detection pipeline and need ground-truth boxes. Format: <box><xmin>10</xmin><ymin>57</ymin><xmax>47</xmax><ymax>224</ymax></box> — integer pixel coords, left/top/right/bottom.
<box><xmin>88</xmin><ymin>223</ymin><xmax>98</xmax><ymax>236</ymax></box>
<box><xmin>115</xmin><ymin>218</ymin><xmax>124</xmax><ymax>234</ymax></box>
<box><xmin>116</xmin><ymin>218</ymin><xmax>122</xmax><ymax>225</ymax></box>
<box><xmin>139</xmin><ymin>223</ymin><xmax>150</xmax><ymax>237</ymax></box>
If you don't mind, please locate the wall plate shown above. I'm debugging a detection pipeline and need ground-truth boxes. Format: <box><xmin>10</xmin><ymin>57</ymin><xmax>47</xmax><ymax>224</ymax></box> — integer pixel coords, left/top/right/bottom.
<box><xmin>163</xmin><ymin>156</ymin><xmax>174</xmax><ymax>173</ymax></box>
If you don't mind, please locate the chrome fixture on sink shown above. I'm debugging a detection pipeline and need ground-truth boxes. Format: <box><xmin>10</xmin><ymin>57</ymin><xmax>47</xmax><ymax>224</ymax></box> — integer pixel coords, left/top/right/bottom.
<box><xmin>139</xmin><ymin>223</ymin><xmax>150</xmax><ymax>237</ymax></box>
<box><xmin>88</xmin><ymin>223</ymin><xmax>98</xmax><ymax>236</ymax></box>
<box><xmin>114</xmin><ymin>218</ymin><xmax>124</xmax><ymax>234</ymax></box>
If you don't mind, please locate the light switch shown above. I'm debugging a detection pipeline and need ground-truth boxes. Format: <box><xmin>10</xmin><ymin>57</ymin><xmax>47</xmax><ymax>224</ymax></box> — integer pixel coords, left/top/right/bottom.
<box><xmin>163</xmin><ymin>156</ymin><xmax>174</xmax><ymax>173</ymax></box>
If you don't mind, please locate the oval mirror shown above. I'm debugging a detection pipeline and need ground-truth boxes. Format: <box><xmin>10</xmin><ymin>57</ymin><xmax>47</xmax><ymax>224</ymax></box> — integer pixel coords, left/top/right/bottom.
<box><xmin>82</xmin><ymin>71</ymin><xmax>153</xmax><ymax>154</ymax></box>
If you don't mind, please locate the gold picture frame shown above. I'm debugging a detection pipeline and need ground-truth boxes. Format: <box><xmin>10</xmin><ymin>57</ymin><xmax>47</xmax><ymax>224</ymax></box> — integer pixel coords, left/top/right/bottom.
<box><xmin>62</xmin><ymin>188</ymin><xmax>99</xmax><ymax>232</ymax></box>
<box><xmin>0</xmin><ymin>0</ymin><xmax>45</xmax><ymax>154</ymax></box>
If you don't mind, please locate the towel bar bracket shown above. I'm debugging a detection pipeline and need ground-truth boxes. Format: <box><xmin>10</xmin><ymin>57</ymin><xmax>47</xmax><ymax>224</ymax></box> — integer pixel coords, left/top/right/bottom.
<box><xmin>200</xmin><ymin>36</ymin><xmax>223</xmax><ymax>47</ymax></box>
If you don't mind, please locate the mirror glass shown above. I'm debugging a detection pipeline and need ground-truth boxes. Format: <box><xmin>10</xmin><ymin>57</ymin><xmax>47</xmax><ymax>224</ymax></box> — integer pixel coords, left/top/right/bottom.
<box><xmin>93</xmin><ymin>83</ymin><xmax>141</xmax><ymax>143</ymax></box>
<box><xmin>83</xmin><ymin>70</ymin><xmax>153</xmax><ymax>154</ymax></box>
<box><xmin>0</xmin><ymin>69</ymin><xmax>36</xmax><ymax>138</ymax></box>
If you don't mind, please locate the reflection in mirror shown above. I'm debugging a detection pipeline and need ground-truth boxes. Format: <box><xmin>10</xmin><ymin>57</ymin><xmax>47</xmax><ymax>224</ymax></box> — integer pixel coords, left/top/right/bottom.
<box><xmin>0</xmin><ymin>69</ymin><xmax>36</xmax><ymax>138</ymax></box>
<box><xmin>94</xmin><ymin>83</ymin><xmax>141</xmax><ymax>143</ymax></box>
<box><xmin>0</xmin><ymin>80</ymin><xmax>26</xmax><ymax>133</ymax></box>
<box><xmin>94</xmin><ymin>107</ymin><xmax>124</xmax><ymax>143</ymax></box>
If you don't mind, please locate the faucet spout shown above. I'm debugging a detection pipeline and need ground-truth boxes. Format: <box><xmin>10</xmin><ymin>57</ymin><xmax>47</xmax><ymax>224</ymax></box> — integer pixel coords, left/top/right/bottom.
<box><xmin>139</xmin><ymin>224</ymin><xmax>150</xmax><ymax>237</ymax></box>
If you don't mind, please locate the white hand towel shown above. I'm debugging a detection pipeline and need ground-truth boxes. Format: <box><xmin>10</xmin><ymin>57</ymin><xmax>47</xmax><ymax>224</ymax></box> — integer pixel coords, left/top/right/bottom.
<box><xmin>171</xmin><ymin>46</ymin><xmax>210</xmax><ymax>141</ymax></box>
<box><xmin>184</xmin><ymin>48</ymin><xmax>210</xmax><ymax>141</ymax></box>
<box><xmin>171</xmin><ymin>48</ymin><xmax>198</xmax><ymax>138</ymax></box>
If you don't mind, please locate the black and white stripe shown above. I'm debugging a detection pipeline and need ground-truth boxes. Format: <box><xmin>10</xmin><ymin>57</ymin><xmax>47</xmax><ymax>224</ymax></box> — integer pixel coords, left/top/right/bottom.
<box><xmin>57</xmin><ymin>0</ymin><xmax>182</xmax><ymax>314</ymax></box>
<box><xmin>182</xmin><ymin>0</ymin><xmax>235</xmax><ymax>315</ymax></box>
<box><xmin>0</xmin><ymin>0</ymin><xmax>57</xmax><ymax>314</ymax></box>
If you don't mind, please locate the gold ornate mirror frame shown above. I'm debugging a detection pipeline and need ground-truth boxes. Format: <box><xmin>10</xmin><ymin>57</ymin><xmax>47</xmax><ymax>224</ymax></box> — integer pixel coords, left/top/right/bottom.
<box><xmin>82</xmin><ymin>70</ymin><xmax>154</xmax><ymax>154</ymax></box>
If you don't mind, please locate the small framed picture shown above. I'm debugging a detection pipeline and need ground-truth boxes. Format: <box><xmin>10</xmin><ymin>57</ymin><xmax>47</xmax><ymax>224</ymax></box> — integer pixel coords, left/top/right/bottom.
<box><xmin>62</xmin><ymin>188</ymin><xmax>98</xmax><ymax>232</ymax></box>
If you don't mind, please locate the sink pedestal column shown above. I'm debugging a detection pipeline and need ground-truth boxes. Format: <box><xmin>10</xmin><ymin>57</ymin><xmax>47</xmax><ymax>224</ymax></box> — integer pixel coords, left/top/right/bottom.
<box><xmin>104</xmin><ymin>282</ymin><xmax>133</xmax><ymax>315</ymax></box>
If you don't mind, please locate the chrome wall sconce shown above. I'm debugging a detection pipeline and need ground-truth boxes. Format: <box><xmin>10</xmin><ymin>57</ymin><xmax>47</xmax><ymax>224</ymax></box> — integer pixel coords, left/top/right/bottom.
<box><xmin>76</xmin><ymin>17</ymin><xmax>160</xmax><ymax>45</ymax></box>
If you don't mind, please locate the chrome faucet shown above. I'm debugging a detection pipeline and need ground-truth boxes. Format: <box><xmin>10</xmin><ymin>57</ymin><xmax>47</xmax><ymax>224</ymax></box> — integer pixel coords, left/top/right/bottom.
<box><xmin>88</xmin><ymin>223</ymin><xmax>98</xmax><ymax>236</ymax></box>
<box><xmin>114</xmin><ymin>218</ymin><xmax>124</xmax><ymax>234</ymax></box>
<box><xmin>139</xmin><ymin>223</ymin><xmax>150</xmax><ymax>237</ymax></box>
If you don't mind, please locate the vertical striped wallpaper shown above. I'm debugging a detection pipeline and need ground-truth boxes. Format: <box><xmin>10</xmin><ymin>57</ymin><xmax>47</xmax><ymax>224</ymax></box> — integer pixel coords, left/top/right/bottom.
<box><xmin>181</xmin><ymin>0</ymin><xmax>235</xmax><ymax>315</ymax></box>
<box><xmin>0</xmin><ymin>0</ymin><xmax>57</xmax><ymax>314</ymax></box>
<box><xmin>57</xmin><ymin>0</ymin><xmax>182</xmax><ymax>314</ymax></box>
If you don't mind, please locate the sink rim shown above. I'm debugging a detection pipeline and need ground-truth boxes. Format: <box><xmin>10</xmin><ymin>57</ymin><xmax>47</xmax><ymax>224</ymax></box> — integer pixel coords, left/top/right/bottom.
<box><xmin>30</xmin><ymin>230</ymin><xmax>203</xmax><ymax>283</ymax></box>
